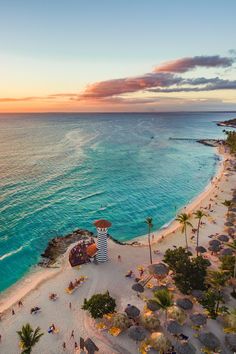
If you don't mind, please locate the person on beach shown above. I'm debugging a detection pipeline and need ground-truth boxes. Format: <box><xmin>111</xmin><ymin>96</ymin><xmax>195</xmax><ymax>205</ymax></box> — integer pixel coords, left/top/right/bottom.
<box><xmin>118</xmin><ymin>255</ymin><xmax>121</xmax><ymax>262</ymax></box>
<box><xmin>12</xmin><ymin>309</ymin><xmax>15</xmax><ymax>315</ymax></box>
<box><xmin>74</xmin><ymin>341</ymin><xmax>78</xmax><ymax>349</ymax></box>
<box><xmin>69</xmin><ymin>302</ymin><xmax>72</xmax><ymax>310</ymax></box>
<box><xmin>18</xmin><ymin>300</ymin><xmax>23</xmax><ymax>307</ymax></box>
<box><xmin>70</xmin><ymin>330</ymin><xmax>74</xmax><ymax>339</ymax></box>
<box><xmin>152</xmin><ymin>234</ymin><xmax>154</xmax><ymax>242</ymax></box>
<box><xmin>0</xmin><ymin>334</ymin><xmax>2</xmax><ymax>343</ymax></box>
<box><xmin>63</xmin><ymin>342</ymin><xmax>66</xmax><ymax>350</ymax></box>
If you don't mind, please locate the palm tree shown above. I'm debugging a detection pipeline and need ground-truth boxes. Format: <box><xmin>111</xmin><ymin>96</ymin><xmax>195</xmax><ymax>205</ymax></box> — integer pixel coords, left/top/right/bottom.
<box><xmin>222</xmin><ymin>200</ymin><xmax>232</xmax><ymax>217</ymax></box>
<box><xmin>206</xmin><ymin>270</ymin><xmax>229</xmax><ymax>314</ymax></box>
<box><xmin>176</xmin><ymin>213</ymin><xmax>192</xmax><ymax>250</ymax></box>
<box><xmin>152</xmin><ymin>289</ymin><xmax>173</xmax><ymax>323</ymax></box>
<box><xmin>17</xmin><ymin>323</ymin><xmax>44</xmax><ymax>354</ymax></box>
<box><xmin>145</xmin><ymin>217</ymin><xmax>153</xmax><ymax>264</ymax></box>
<box><xmin>194</xmin><ymin>210</ymin><xmax>206</xmax><ymax>256</ymax></box>
<box><xmin>226</xmin><ymin>240</ymin><xmax>236</xmax><ymax>295</ymax></box>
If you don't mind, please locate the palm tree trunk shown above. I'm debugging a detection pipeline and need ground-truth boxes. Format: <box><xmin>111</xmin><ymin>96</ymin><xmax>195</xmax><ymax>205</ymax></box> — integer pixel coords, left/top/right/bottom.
<box><xmin>184</xmin><ymin>227</ymin><xmax>188</xmax><ymax>250</ymax></box>
<box><xmin>196</xmin><ymin>219</ymin><xmax>200</xmax><ymax>256</ymax></box>
<box><xmin>148</xmin><ymin>227</ymin><xmax>153</xmax><ymax>264</ymax></box>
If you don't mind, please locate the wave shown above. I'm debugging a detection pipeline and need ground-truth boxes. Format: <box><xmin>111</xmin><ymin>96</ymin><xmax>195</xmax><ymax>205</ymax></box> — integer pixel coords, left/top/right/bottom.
<box><xmin>0</xmin><ymin>245</ymin><xmax>25</xmax><ymax>261</ymax></box>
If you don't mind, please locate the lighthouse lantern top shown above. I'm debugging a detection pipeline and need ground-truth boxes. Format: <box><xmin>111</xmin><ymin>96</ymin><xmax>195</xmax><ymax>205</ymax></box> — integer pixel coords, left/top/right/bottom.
<box><xmin>93</xmin><ymin>219</ymin><xmax>112</xmax><ymax>228</ymax></box>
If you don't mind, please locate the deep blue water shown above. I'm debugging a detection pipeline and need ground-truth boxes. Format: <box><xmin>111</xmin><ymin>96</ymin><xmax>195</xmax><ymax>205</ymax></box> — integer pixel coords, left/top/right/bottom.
<box><xmin>0</xmin><ymin>112</ymin><xmax>235</xmax><ymax>292</ymax></box>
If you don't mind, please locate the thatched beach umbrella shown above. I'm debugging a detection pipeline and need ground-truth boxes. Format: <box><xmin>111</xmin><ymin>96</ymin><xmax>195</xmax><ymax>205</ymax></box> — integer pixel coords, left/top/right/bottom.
<box><xmin>148</xmin><ymin>263</ymin><xmax>169</xmax><ymax>278</ymax></box>
<box><xmin>190</xmin><ymin>313</ymin><xmax>207</xmax><ymax>326</ymax></box>
<box><xmin>228</xmin><ymin>227</ymin><xmax>236</xmax><ymax>235</ymax></box>
<box><xmin>225</xmin><ymin>221</ymin><xmax>234</xmax><ymax>227</ymax></box>
<box><xmin>125</xmin><ymin>305</ymin><xmax>140</xmax><ymax>319</ymax></box>
<box><xmin>175</xmin><ymin>342</ymin><xmax>196</xmax><ymax>354</ymax></box>
<box><xmin>167</xmin><ymin>306</ymin><xmax>187</xmax><ymax>324</ymax></box>
<box><xmin>84</xmin><ymin>338</ymin><xmax>99</xmax><ymax>353</ymax></box>
<box><xmin>166</xmin><ymin>320</ymin><xmax>182</xmax><ymax>334</ymax></box>
<box><xmin>147</xmin><ymin>349</ymin><xmax>159</xmax><ymax>354</ymax></box>
<box><xmin>141</xmin><ymin>312</ymin><xmax>160</xmax><ymax>331</ymax></box>
<box><xmin>195</xmin><ymin>246</ymin><xmax>207</xmax><ymax>253</ymax></box>
<box><xmin>209</xmin><ymin>239</ymin><xmax>221</xmax><ymax>247</ymax></box>
<box><xmin>147</xmin><ymin>299</ymin><xmax>161</xmax><ymax>311</ymax></box>
<box><xmin>198</xmin><ymin>332</ymin><xmax>221</xmax><ymax>351</ymax></box>
<box><xmin>176</xmin><ymin>298</ymin><xmax>193</xmax><ymax>310</ymax></box>
<box><xmin>127</xmin><ymin>325</ymin><xmax>146</xmax><ymax>341</ymax></box>
<box><xmin>218</xmin><ymin>234</ymin><xmax>230</xmax><ymax>242</ymax></box>
<box><xmin>152</xmin><ymin>285</ymin><xmax>167</xmax><ymax>292</ymax></box>
<box><xmin>225</xmin><ymin>333</ymin><xmax>236</xmax><ymax>352</ymax></box>
<box><xmin>112</xmin><ymin>313</ymin><xmax>130</xmax><ymax>330</ymax></box>
<box><xmin>208</xmin><ymin>245</ymin><xmax>221</xmax><ymax>253</ymax></box>
<box><xmin>149</xmin><ymin>332</ymin><xmax>170</xmax><ymax>352</ymax></box>
<box><xmin>191</xmin><ymin>289</ymin><xmax>204</xmax><ymax>301</ymax></box>
<box><xmin>220</xmin><ymin>248</ymin><xmax>234</xmax><ymax>256</ymax></box>
<box><xmin>132</xmin><ymin>283</ymin><xmax>144</xmax><ymax>293</ymax></box>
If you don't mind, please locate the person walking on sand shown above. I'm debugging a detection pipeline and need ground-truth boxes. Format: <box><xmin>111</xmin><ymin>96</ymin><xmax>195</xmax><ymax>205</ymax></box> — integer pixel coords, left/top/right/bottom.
<box><xmin>74</xmin><ymin>341</ymin><xmax>78</xmax><ymax>349</ymax></box>
<box><xmin>118</xmin><ymin>255</ymin><xmax>121</xmax><ymax>262</ymax></box>
<box><xmin>12</xmin><ymin>309</ymin><xmax>15</xmax><ymax>315</ymax></box>
<box><xmin>69</xmin><ymin>302</ymin><xmax>72</xmax><ymax>310</ymax></box>
<box><xmin>63</xmin><ymin>342</ymin><xmax>66</xmax><ymax>350</ymax></box>
<box><xmin>70</xmin><ymin>330</ymin><xmax>74</xmax><ymax>339</ymax></box>
<box><xmin>18</xmin><ymin>300</ymin><xmax>23</xmax><ymax>307</ymax></box>
<box><xmin>0</xmin><ymin>334</ymin><xmax>2</xmax><ymax>343</ymax></box>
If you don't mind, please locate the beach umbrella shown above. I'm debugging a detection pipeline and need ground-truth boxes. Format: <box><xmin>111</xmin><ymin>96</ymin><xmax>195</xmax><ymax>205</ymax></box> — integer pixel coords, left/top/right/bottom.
<box><xmin>190</xmin><ymin>313</ymin><xmax>207</xmax><ymax>326</ymax></box>
<box><xmin>132</xmin><ymin>283</ymin><xmax>144</xmax><ymax>293</ymax></box>
<box><xmin>209</xmin><ymin>239</ymin><xmax>221</xmax><ymax>247</ymax></box>
<box><xmin>84</xmin><ymin>338</ymin><xmax>99</xmax><ymax>354</ymax></box>
<box><xmin>148</xmin><ymin>263</ymin><xmax>169</xmax><ymax>277</ymax></box>
<box><xmin>208</xmin><ymin>245</ymin><xmax>221</xmax><ymax>253</ymax></box>
<box><xmin>220</xmin><ymin>248</ymin><xmax>234</xmax><ymax>256</ymax></box>
<box><xmin>225</xmin><ymin>221</ymin><xmax>234</xmax><ymax>227</ymax></box>
<box><xmin>127</xmin><ymin>326</ymin><xmax>146</xmax><ymax>341</ymax></box>
<box><xmin>225</xmin><ymin>334</ymin><xmax>236</xmax><ymax>352</ymax></box>
<box><xmin>167</xmin><ymin>306</ymin><xmax>187</xmax><ymax>324</ymax></box>
<box><xmin>176</xmin><ymin>298</ymin><xmax>193</xmax><ymax>310</ymax></box>
<box><xmin>228</xmin><ymin>228</ymin><xmax>236</xmax><ymax>235</ymax></box>
<box><xmin>191</xmin><ymin>289</ymin><xmax>204</xmax><ymax>301</ymax></box>
<box><xmin>141</xmin><ymin>312</ymin><xmax>160</xmax><ymax>331</ymax></box>
<box><xmin>198</xmin><ymin>332</ymin><xmax>221</xmax><ymax>351</ymax></box>
<box><xmin>149</xmin><ymin>332</ymin><xmax>170</xmax><ymax>352</ymax></box>
<box><xmin>230</xmin><ymin>208</ymin><xmax>236</xmax><ymax>212</ymax></box>
<box><xmin>166</xmin><ymin>320</ymin><xmax>182</xmax><ymax>335</ymax></box>
<box><xmin>175</xmin><ymin>342</ymin><xmax>196</xmax><ymax>354</ymax></box>
<box><xmin>152</xmin><ymin>285</ymin><xmax>167</xmax><ymax>292</ymax></box>
<box><xmin>218</xmin><ymin>234</ymin><xmax>230</xmax><ymax>242</ymax></box>
<box><xmin>146</xmin><ymin>299</ymin><xmax>161</xmax><ymax>311</ymax></box>
<box><xmin>147</xmin><ymin>349</ymin><xmax>160</xmax><ymax>354</ymax></box>
<box><xmin>125</xmin><ymin>305</ymin><xmax>140</xmax><ymax>319</ymax></box>
<box><xmin>195</xmin><ymin>246</ymin><xmax>207</xmax><ymax>253</ymax></box>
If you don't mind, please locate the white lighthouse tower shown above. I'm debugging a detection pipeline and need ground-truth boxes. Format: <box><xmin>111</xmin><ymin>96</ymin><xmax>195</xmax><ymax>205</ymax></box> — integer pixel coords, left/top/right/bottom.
<box><xmin>93</xmin><ymin>219</ymin><xmax>112</xmax><ymax>263</ymax></box>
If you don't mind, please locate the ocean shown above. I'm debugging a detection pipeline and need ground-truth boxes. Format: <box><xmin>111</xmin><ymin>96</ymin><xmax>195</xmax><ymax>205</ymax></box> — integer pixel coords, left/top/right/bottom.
<box><xmin>0</xmin><ymin>112</ymin><xmax>235</xmax><ymax>292</ymax></box>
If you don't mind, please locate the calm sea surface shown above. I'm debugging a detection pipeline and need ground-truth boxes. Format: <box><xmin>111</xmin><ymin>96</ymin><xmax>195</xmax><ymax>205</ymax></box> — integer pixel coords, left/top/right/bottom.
<box><xmin>0</xmin><ymin>112</ymin><xmax>235</xmax><ymax>291</ymax></box>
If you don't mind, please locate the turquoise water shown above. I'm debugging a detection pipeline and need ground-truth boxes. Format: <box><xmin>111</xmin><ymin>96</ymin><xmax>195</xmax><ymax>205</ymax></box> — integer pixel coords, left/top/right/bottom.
<box><xmin>0</xmin><ymin>112</ymin><xmax>235</xmax><ymax>292</ymax></box>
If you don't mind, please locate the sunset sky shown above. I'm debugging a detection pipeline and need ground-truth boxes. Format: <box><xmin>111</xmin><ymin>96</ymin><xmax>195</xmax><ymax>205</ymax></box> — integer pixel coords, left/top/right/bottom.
<box><xmin>0</xmin><ymin>0</ymin><xmax>236</xmax><ymax>112</ymax></box>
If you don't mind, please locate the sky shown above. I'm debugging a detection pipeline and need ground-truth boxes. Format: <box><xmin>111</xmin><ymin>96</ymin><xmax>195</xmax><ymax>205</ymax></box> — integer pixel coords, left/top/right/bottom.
<box><xmin>0</xmin><ymin>0</ymin><xmax>236</xmax><ymax>112</ymax></box>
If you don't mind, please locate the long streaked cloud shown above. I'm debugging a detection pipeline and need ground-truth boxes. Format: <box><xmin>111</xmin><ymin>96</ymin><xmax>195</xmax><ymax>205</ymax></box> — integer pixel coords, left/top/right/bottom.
<box><xmin>0</xmin><ymin>54</ymin><xmax>235</xmax><ymax>105</ymax></box>
<box><xmin>153</xmin><ymin>55</ymin><xmax>234</xmax><ymax>73</ymax></box>
<box><xmin>78</xmin><ymin>54</ymin><xmax>235</xmax><ymax>100</ymax></box>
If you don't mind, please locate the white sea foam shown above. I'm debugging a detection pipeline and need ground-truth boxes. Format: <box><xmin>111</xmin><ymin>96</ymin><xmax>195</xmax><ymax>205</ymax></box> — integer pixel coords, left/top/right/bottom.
<box><xmin>0</xmin><ymin>245</ymin><xmax>25</xmax><ymax>261</ymax></box>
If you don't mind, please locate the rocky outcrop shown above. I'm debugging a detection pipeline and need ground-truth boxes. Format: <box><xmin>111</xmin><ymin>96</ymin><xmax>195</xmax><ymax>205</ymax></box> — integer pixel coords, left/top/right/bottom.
<box><xmin>39</xmin><ymin>229</ymin><xmax>94</xmax><ymax>266</ymax></box>
<box><xmin>217</xmin><ymin>118</ymin><xmax>236</xmax><ymax>128</ymax></box>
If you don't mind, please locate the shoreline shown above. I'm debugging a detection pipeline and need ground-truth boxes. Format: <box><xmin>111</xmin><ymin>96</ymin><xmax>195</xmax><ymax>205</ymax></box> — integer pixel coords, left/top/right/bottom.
<box><xmin>0</xmin><ymin>142</ymin><xmax>229</xmax><ymax>314</ymax></box>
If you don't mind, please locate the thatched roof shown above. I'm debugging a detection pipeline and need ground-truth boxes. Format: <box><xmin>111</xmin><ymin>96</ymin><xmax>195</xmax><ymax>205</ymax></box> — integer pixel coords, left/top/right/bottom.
<box><xmin>132</xmin><ymin>283</ymin><xmax>144</xmax><ymax>293</ymax></box>
<box><xmin>147</xmin><ymin>349</ymin><xmax>160</xmax><ymax>354</ymax></box>
<box><xmin>146</xmin><ymin>299</ymin><xmax>161</xmax><ymax>311</ymax></box>
<box><xmin>125</xmin><ymin>305</ymin><xmax>140</xmax><ymax>318</ymax></box>
<box><xmin>191</xmin><ymin>289</ymin><xmax>204</xmax><ymax>301</ymax></box>
<box><xmin>127</xmin><ymin>325</ymin><xmax>146</xmax><ymax>341</ymax></box>
<box><xmin>84</xmin><ymin>338</ymin><xmax>99</xmax><ymax>353</ymax></box>
<box><xmin>198</xmin><ymin>332</ymin><xmax>221</xmax><ymax>350</ymax></box>
<box><xmin>220</xmin><ymin>248</ymin><xmax>234</xmax><ymax>256</ymax></box>
<box><xmin>218</xmin><ymin>234</ymin><xmax>230</xmax><ymax>242</ymax></box>
<box><xmin>209</xmin><ymin>239</ymin><xmax>221</xmax><ymax>247</ymax></box>
<box><xmin>225</xmin><ymin>333</ymin><xmax>236</xmax><ymax>351</ymax></box>
<box><xmin>208</xmin><ymin>245</ymin><xmax>221</xmax><ymax>253</ymax></box>
<box><xmin>93</xmin><ymin>219</ymin><xmax>112</xmax><ymax>228</ymax></box>
<box><xmin>175</xmin><ymin>342</ymin><xmax>196</xmax><ymax>354</ymax></box>
<box><xmin>225</xmin><ymin>221</ymin><xmax>234</xmax><ymax>227</ymax></box>
<box><xmin>166</xmin><ymin>320</ymin><xmax>182</xmax><ymax>334</ymax></box>
<box><xmin>176</xmin><ymin>298</ymin><xmax>193</xmax><ymax>310</ymax></box>
<box><xmin>190</xmin><ymin>313</ymin><xmax>207</xmax><ymax>326</ymax></box>
<box><xmin>195</xmin><ymin>246</ymin><xmax>207</xmax><ymax>253</ymax></box>
<box><xmin>148</xmin><ymin>263</ymin><xmax>169</xmax><ymax>276</ymax></box>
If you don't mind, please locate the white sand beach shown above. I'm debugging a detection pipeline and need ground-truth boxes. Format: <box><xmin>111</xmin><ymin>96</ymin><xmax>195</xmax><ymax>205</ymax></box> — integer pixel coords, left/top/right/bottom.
<box><xmin>0</xmin><ymin>144</ymin><xmax>236</xmax><ymax>354</ymax></box>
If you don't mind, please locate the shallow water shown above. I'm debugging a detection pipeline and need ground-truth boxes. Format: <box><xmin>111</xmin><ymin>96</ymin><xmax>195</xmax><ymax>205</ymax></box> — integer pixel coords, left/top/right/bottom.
<box><xmin>0</xmin><ymin>112</ymin><xmax>235</xmax><ymax>291</ymax></box>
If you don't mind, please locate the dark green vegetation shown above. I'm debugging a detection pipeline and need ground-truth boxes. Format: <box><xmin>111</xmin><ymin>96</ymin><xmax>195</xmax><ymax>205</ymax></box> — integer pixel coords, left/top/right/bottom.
<box><xmin>163</xmin><ymin>247</ymin><xmax>210</xmax><ymax>294</ymax></box>
<box><xmin>224</xmin><ymin>130</ymin><xmax>236</xmax><ymax>153</ymax></box>
<box><xmin>82</xmin><ymin>291</ymin><xmax>116</xmax><ymax>319</ymax></box>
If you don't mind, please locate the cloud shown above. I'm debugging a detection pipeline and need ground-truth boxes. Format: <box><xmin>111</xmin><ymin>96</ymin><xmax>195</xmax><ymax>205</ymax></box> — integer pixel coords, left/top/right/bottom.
<box><xmin>154</xmin><ymin>55</ymin><xmax>234</xmax><ymax>73</ymax></box>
